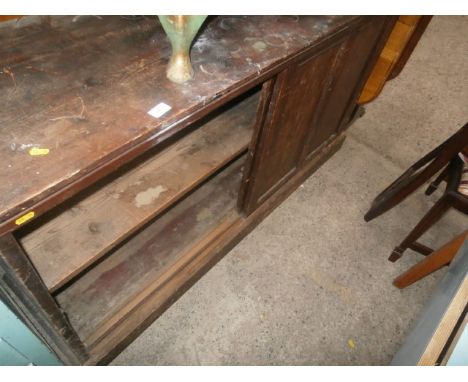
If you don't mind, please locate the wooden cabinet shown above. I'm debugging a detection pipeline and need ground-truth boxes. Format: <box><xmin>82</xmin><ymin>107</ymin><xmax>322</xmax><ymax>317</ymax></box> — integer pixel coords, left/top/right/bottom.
<box><xmin>0</xmin><ymin>16</ymin><xmax>396</xmax><ymax>365</ymax></box>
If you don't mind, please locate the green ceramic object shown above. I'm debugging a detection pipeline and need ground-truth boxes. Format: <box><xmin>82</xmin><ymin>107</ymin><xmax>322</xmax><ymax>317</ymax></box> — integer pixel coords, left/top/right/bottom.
<box><xmin>158</xmin><ymin>15</ymin><xmax>208</xmax><ymax>84</ymax></box>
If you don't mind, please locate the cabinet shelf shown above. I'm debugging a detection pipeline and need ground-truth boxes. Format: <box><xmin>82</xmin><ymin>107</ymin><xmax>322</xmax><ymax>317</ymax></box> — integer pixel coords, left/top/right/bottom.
<box><xmin>55</xmin><ymin>156</ymin><xmax>245</xmax><ymax>351</ymax></box>
<box><xmin>18</xmin><ymin>90</ymin><xmax>259</xmax><ymax>292</ymax></box>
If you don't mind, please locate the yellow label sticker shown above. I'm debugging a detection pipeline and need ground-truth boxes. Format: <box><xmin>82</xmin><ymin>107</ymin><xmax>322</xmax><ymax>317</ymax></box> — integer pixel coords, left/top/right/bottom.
<box><xmin>29</xmin><ymin>147</ymin><xmax>50</xmax><ymax>156</ymax></box>
<box><xmin>15</xmin><ymin>211</ymin><xmax>35</xmax><ymax>225</ymax></box>
<box><xmin>347</xmin><ymin>339</ymin><xmax>356</xmax><ymax>349</ymax></box>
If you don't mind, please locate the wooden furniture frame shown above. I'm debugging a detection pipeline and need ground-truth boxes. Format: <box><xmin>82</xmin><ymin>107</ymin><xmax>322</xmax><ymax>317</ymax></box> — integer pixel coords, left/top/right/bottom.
<box><xmin>394</xmin><ymin>230</ymin><xmax>468</xmax><ymax>289</ymax></box>
<box><xmin>0</xmin><ymin>16</ymin><xmax>396</xmax><ymax>364</ymax></box>
<box><xmin>358</xmin><ymin>16</ymin><xmax>432</xmax><ymax>105</ymax></box>
<box><xmin>365</xmin><ymin>123</ymin><xmax>468</xmax><ymax>262</ymax></box>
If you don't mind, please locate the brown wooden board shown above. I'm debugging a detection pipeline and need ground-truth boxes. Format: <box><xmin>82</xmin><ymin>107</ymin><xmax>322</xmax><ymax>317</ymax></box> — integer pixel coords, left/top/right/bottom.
<box><xmin>240</xmin><ymin>42</ymin><xmax>345</xmax><ymax>213</ymax></box>
<box><xmin>303</xmin><ymin>19</ymin><xmax>388</xmax><ymax>157</ymax></box>
<box><xmin>55</xmin><ymin>156</ymin><xmax>245</xmax><ymax>343</ymax></box>
<box><xmin>0</xmin><ymin>16</ymin><xmax>361</xmax><ymax>234</ymax></box>
<box><xmin>17</xmin><ymin>91</ymin><xmax>258</xmax><ymax>292</ymax></box>
<box><xmin>240</xmin><ymin>18</ymin><xmax>393</xmax><ymax>214</ymax></box>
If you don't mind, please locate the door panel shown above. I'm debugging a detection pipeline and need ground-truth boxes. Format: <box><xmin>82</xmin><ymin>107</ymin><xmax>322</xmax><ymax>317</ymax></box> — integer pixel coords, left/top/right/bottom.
<box><xmin>241</xmin><ymin>43</ymin><xmax>344</xmax><ymax>213</ymax></box>
<box><xmin>240</xmin><ymin>18</ymin><xmax>392</xmax><ymax>215</ymax></box>
<box><xmin>303</xmin><ymin>20</ymin><xmax>388</xmax><ymax>158</ymax></box>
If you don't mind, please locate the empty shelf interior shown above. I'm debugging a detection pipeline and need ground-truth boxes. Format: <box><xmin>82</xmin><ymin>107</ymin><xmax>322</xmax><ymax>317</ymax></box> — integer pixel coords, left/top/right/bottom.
<box><xmin>55</xmin><ymin>156</ymin><xmax>245</xmax><ymax>346</ymax></box>
<box><xmin>17</xmin><ymin>89</ymin><xmax>260</xmax><ymax>292</ymax></box>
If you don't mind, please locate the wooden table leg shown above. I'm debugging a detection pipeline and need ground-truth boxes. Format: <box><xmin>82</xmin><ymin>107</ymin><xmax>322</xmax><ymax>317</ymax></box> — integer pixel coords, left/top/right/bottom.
<box><xmin>393</xmin><ymin>230</ymin><xmax>468</xmax><ymax>289</ymax></box>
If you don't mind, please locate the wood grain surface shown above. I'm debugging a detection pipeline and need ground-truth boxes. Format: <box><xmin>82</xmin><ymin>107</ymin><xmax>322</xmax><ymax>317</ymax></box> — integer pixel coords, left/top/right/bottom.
<box><xmin>0</xmin><ymin>16</ymin><xmax>359</xmax><ymax>233</ymax></box>
<box><xmin>241</xmin><ymin>19</ymin><xmax>391</xmax><ymax>213</ymax></box>
<box><xmin>358</xmin><ymin>16</ymin><xmax>428</xmax><ymax>104</ymax></box>
<box><xmin>56</xmin><ymin>156</ymin><xmax>245</xmax><ymax>343</ymax></box>
<box><xmin>19</xmin><ymin>91</ymin><xmax>258</xmax><ymax>292</ymax></box>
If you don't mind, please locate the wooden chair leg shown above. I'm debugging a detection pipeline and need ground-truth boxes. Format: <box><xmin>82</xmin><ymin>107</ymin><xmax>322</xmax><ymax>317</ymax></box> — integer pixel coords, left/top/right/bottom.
<box><xmin>425</xmin><ymin>165</ymin><xmax>450</xmax><ymax>195</ymax></box>
<box><xmin>389</xmin><ymin>197</ymin><xmax>451</xmax><ymax>262</ymax></box>
<box><xmin>393</xmin><ymin>230</ymin><xmax>468</xmax><ymax>289</ymax></box>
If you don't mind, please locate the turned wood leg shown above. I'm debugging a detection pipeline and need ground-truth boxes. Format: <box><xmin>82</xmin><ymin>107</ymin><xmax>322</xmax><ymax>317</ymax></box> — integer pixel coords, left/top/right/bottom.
<box><xmin>393</xmin><ymin>230</ymin><xmax>468</xmax><ymax>288</ymax></box>
<box><xmin>389</xmin><ymin>197</ymin><xmax>451</xmax><ymax>262</ymax></box>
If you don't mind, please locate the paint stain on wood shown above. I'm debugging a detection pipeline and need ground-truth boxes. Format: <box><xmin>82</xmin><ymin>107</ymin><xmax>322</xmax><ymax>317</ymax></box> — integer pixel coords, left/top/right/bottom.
<box><xmin>134</xmin><ymin>185</ymin><xmax>167</xmax><ymax>208</ymax></box>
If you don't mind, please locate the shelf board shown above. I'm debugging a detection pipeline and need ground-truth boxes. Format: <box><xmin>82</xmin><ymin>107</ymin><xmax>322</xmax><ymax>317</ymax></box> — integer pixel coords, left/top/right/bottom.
<box><xmin>19</xmin><ymin>91</ymin><xmax>259</xmax><ymax>292</ymax></box>
<box><xmin>55</xmin><ymin>156</ymin><xmax>245</xmax><ymax>345</ymax></box>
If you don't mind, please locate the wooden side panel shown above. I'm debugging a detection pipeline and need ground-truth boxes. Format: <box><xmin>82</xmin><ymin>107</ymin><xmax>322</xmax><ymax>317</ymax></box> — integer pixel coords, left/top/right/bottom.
<box><xmin>241</xmin><ymin>45</ymin><xmax>343</xmax><ymax>213</ymax></box>
<box><xmin>389</xmin><ymin>16</ymin><xmax>432</xmax><ymax>80</ymax></box>
<box><xmin>358</xmin><ymin>16</ymin><xmax>425</xmax><ymax>104</ymax></box>
<box><xmin>303</xmin><ymin>19</ymin><xmax>389</xmax><ymax>158</ymax></box>
<box><xmin>237</xmin><ymin>80</ymin><xmax>276</xmax><ymax>210</ymax></box>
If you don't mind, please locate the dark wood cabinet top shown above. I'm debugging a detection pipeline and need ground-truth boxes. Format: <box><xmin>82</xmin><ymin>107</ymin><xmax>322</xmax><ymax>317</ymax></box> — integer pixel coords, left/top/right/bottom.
<box><xmin>0</xmin><ymin>15</ymin><xmax>362</xmax><ymax>232</ymax></box>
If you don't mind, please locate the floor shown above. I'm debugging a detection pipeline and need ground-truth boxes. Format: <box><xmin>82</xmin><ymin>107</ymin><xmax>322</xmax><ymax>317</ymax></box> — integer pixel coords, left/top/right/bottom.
<box><xmin>112</xmin><ymin>16</ymin><xmax>468</xmax><ymax>365</ymax></box>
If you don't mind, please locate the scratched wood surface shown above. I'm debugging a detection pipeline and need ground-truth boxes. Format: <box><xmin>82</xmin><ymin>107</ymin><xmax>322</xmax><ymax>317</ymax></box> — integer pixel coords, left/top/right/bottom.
<box><xmin>55</xmin><ymin>156</ymin><xmax>244</xmax><ymax>342</ymax></box>
<box><xmin>0</xmin><ymin>15</ymin><xmax>357</xmax><ymax>233</ymax></box>
<box><xmin>18</xmin><ymin>90</ymin><xmax>258</xmax><ymax>292</ymax></box>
